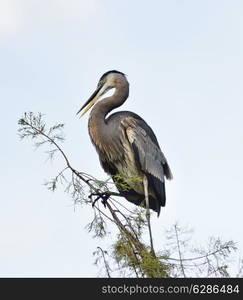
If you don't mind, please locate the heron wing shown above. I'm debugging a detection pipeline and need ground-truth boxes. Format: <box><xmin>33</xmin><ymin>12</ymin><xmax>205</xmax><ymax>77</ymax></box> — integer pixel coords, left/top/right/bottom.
<box><xmin>121</xmin><ymin>115</ymin><xmax>172</xmax><ymax>210</ymax></box>
<box><xmin>121</xmin><ymin>116</ymin><xmax>172</xmax><ymax>181</ymax></box>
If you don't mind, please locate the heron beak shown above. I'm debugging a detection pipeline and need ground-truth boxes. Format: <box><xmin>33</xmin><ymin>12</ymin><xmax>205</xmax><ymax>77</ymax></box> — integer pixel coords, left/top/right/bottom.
<box><xmin>77</xmin><ymin>85</ymin><xmax>102</xmax><ymax>117</ymax></box>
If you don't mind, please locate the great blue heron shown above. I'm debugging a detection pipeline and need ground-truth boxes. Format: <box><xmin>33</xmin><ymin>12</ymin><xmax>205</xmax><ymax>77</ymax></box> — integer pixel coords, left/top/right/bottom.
<box><xmin>77</xmin><ymin>70</ymin><xmax>172</xmax><ymax>217</ymax></box>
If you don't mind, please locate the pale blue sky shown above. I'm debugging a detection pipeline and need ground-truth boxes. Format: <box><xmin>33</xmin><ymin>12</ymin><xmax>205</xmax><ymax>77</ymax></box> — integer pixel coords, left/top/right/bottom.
<box><xmin>0</xmin><ymin>0</ymin><xmax>242</xmax><ymax>277</ymax></box>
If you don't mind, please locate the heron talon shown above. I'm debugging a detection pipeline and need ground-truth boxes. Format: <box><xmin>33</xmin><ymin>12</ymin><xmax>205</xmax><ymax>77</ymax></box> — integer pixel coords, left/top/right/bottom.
<box><xmin>91</xmin><ymin>196</ymin><xmax>99</xmax><ymax>207</ymax></box>
<box><xmin>90</xmin><ymin>192</ymin><xmax>110</xmax><ymax>208</ymax></box>
<box><xmin>100</xmin><ymin>193</ymin><xmax>110</xmax><ymax>207</ymax></box>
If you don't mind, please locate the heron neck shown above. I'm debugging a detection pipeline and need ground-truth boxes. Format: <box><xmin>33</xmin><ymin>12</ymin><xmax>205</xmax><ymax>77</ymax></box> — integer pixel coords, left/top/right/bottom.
<box><xmin>89</xmin><ymin>83</ymin><xmax>129</xmax><ymax>125</ymax></box>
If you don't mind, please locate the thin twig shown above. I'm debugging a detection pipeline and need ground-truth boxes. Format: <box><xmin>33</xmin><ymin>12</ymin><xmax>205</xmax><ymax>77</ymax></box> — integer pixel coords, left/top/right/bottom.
<box><xmin>97</xmin><ymin>247</ymin><xmax>111</xmax><ymax>278</ymax></box>
<box><xmin>167</xmin><ymin>247</ymin><xmax>233</xmax><ymax>262</ymax></box>
<box><xmin>174</xmin><ymin>224</ymin><xmax>186</xmax><ymax>278</ymax></box>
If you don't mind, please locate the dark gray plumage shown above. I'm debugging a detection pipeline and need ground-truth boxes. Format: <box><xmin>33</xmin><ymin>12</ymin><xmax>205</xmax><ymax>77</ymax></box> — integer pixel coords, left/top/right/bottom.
<box><xmin>77</xmin><ymin>70</ymin><xmax>172</xmax><ymax>216</ymax></box>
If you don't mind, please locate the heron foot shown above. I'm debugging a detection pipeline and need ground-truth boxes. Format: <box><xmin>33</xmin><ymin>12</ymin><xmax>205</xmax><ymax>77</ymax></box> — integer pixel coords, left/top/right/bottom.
<box><xmin>89</xmin><ymin>192</ymin><xmax>110</xmax><ymax>208</ymax></box>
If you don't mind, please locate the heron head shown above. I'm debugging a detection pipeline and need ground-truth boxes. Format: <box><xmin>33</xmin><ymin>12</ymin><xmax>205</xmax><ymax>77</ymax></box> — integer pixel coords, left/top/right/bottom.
<box><xmin>77</xmin><ymin>70</ymin><xmax>127</xmax><ymax>117</ymax></box>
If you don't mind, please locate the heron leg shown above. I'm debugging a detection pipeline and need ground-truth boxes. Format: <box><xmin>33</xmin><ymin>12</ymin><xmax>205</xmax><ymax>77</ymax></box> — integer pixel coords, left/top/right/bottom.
<box><xmin>143</xmin><ymin>175</ymin><xmax>155</xmax><ymax>256</ymax></box>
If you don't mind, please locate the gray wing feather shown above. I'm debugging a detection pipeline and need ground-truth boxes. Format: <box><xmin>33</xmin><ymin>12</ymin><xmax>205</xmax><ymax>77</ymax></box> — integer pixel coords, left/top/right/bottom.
<box><xmin>121</xmin><ymin>117</ymin><xmax>173</xmax><ymax>181</ymax></box>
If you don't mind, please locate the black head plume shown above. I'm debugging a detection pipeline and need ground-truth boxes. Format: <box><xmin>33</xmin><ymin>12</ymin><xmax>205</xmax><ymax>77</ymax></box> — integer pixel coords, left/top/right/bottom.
<box><xmin>99</xmin><ymin>70</ymin><xmax>126</xmax><ymax>82</ymax></box>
